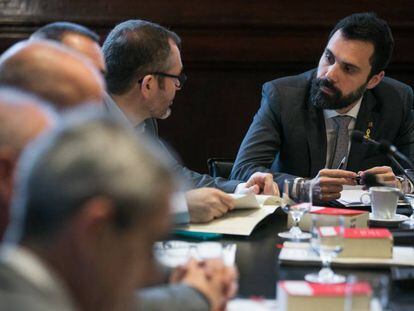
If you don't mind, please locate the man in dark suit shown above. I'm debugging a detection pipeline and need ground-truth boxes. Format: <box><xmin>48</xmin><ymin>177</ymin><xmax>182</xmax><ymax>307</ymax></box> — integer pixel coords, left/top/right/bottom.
<box><xmin>231</xmin><ymin>12</ymin><xmax>414</xmax><ymax>201</ymax></box>
<box><xmin>102</xmin><ymin>19</ymin><xmax>278</xmax><ymax>223</ymax></box>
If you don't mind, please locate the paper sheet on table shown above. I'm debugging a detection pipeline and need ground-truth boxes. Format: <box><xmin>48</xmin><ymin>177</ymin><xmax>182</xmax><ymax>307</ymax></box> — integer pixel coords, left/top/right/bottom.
<box><xmin>175</xmin><ymin>205</ymin><xmax>279</xmax><ymax>236</ymax></box>
<box><xmin>337</xmin><ymin>185</ymin><xmax>367</xmax><ymax>206</ymax></box>
<box><xmin>279</xmin><ymin>242</ymin><xmax>414</xmax><ymax>267</ymax></box>
<box><xmin>337</xmin><ymin>185</ymin><xmax>407</xmax><ymax>207</ymax></box>
<box><xmin>230</xmin><ymin>194</ymin><xmax>283</xmax><ymax>209</ymax></box>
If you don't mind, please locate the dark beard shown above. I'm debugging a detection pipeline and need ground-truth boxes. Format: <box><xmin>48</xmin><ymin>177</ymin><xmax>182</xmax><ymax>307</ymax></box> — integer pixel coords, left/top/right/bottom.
<box><xmin>310</xmin><ymin>77</ymin><xmax>367</xmax><ymax>110</ymax></box>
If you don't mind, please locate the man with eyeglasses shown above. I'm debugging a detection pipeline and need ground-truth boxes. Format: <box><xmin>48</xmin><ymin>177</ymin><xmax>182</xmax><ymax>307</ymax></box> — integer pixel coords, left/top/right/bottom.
<box><xmin>102</xmin><ymin>19</ymin><xmax>279</xmax><ymax>225</ymax></box>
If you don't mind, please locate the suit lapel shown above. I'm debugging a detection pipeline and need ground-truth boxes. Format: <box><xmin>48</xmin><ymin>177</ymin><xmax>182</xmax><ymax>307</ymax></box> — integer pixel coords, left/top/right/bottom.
<box><xmin>347</xmin><ymin>91</ymin><xmax>379</xmax><ymax>171</ymax></box>
<box><xmin>305</xmin><ymin>103</ymin><xmax>327</xmax><ymax>177</ymax></box>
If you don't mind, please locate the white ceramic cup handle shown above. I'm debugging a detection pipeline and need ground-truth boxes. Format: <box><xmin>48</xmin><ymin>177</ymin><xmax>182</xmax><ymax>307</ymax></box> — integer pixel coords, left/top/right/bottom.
<box><xmin>360</xmin><ymin>192</ymin><xmax>371</xmax><ymax>204</ymax></box>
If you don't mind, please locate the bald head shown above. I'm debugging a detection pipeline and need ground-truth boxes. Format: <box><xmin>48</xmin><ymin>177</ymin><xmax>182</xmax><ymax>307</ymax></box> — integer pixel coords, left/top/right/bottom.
<box><xmin>0</xmin><ymin>87</ymin><xmax>56</xmax><ymax>240</ymax></box>
<box><xmin>0</xmin><ymin>40</ymin><xmax>105</xmax><ymax>110</ymax></box>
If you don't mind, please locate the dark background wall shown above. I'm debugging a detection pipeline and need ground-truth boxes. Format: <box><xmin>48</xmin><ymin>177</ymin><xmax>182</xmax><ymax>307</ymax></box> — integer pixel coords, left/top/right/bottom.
<box><xmin>1</xmin><ymin>1</ymin><xmax>413</xmax><ymax>173</ymax></box>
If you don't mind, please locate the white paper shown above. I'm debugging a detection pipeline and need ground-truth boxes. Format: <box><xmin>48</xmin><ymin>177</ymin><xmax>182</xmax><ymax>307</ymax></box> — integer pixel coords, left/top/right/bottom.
<box><xmin>230</xmin><ymin>194</ymin><xmax>283</xmax><ymax>209</ymax></box>
<box><xmin>337</xmin><ymin>185</ymin><xmax>367</xmax><ymax>206</ymax></box>
<box><xmin>175</xmin><ymin>205</ymin><xmax>279</xmax><ymax>236</ymax></box>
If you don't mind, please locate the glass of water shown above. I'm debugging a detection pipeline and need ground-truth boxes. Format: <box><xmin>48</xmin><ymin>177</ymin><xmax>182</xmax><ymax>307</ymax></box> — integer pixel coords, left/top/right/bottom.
<box><xmin>153</xmin><ymin>241</ymin><xmax>192</xmax><ymax>268</ymax></box>
<box><xmin>305</xmin><ymin>215</ymin><xmax>346</xmax><ymax>284</ymax></box>
<box><xmin>278</xmin><ymin>179</ymin><xmax>312</xmax><ymax>240</ymax></box>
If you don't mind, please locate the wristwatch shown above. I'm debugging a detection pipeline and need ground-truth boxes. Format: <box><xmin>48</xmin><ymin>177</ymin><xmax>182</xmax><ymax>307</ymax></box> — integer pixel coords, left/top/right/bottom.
<box><xmin>396</xmin><ymin>175</ymin><xmax>412</xmax><ymax>194</ymax></box>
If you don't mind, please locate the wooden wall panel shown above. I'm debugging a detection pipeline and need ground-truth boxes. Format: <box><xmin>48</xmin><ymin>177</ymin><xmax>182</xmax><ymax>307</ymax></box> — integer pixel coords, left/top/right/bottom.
<box><xmin>1</xmin><ymin>1</ymin><xmax>413</xmax><ymax>173</ymax></box>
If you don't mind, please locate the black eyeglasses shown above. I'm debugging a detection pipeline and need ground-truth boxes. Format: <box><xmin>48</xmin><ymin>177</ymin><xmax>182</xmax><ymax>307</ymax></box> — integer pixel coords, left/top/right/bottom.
<box><xmin>138</xmin><ymin>72</ymin><xmax>187</xmax><ymax>89</ymax></box>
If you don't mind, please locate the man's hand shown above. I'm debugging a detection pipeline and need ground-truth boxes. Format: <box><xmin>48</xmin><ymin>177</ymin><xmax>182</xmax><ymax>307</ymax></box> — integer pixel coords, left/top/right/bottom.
<box><xmin>312</xmin><ymin>169</ymin><xmax>358</xmax><ymax>201</ymax></box>
<box><xmin>203</xmin><ymin>259</ymin><xmax>238</xmax><ymax>311</ymax></box>
<box><xmin>235</xmin><ymin>172</ymin><xmax>279</xmax><ymax>196</ymax></box>
<box><xmin>170</xmin><ymin>259</ymin><xmax>238</xmax><ymax>311</ymax></box>
<box><xmin>186</xmin><ymin>188</ymin><xmax>235</xmax><ymax>223</ymax></box>
<box><xmin>359</xmin><ymin>166</ymin><xmax>397</xmax><ymax>187</ymax></box>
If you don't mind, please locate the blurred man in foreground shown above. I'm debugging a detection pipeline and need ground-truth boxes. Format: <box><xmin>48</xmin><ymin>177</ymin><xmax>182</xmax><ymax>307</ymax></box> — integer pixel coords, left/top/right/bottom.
<box><xmin>0</xmin><ymin>88</ymin><xmax>55</xmax><ymax>240</ymax></box>
<box><xmin>0</xmin><ymin>40</ymin><xmax>104</xmax><ymax>109</ymax></box>
<box><xmin>30</xmin><ymin>21</ymin><xmax>106</xmax><ymax>75</ymax></box>
<box><xmin>0</xmin><ymin>109</ymin><xmax>236</xmax><ymax>311</ymax></box>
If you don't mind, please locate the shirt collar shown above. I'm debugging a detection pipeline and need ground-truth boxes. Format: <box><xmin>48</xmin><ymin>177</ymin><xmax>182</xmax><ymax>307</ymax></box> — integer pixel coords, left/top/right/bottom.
<box><xmin>103</xmin><ymin>92</ymin><xmax>146</xmax><ymax>134</ymax></box>
<box><xmin>103</xmin><ymin>92</ymin><xmax>131</xmax><ymax>125</ymax></box>
<box><xmin>323</xmin><ymin>97</ymin><xmax>363</xmax><ymax>120</ymax></box>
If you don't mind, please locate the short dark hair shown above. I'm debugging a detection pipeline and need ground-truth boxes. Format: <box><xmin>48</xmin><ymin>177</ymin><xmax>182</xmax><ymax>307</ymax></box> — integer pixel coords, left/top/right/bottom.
<box><xmin>102</xmin><ymin>19</ymin><xmax>181</xmax><ymax>95</ymax></box>
<box><xmin>329</xmin><ymin>12</ymin><xmax>394</xmax><ymax>76</ymax></box>
<box><xmin>31</xmin><ymin>21</ymin><xmax>100</xmax><ymax>43</ymax></box>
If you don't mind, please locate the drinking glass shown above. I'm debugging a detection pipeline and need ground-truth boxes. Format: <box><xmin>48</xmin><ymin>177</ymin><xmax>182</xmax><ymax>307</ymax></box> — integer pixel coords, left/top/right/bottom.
<box><xmin>154</xmin><ymin>241</ymin><xmax>237</xmax><ymax>268</ymax></box>
<box><xmin>344</xmin><ymin>274</ymin><xmax>358</xmax><ymax>311</ymax></box>
<box><xmin>153</xmin><ymin>241</ymin><xmax>192</xmax><ymax>268</ymax></box>
<box><xmin>278</xmin><ymin>179</ymin><xmax>312</xmax><ymax>240</ymax></box>
<box><xmin>305</xmin><ymin>215</ymin><xmax>346</xmax><ymax>284</ymax></box>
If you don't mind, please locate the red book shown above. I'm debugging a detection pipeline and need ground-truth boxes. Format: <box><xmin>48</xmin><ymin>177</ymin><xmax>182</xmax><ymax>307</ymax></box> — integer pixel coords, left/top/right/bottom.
<box><xmin>344</xmin><ymin>228</ymin><xmax>392</xmax><ymax>239</ymax></box>
<box><xmin>278</xmin><ymin>281</ymin><xmax>372</xmax><ymax>311</ymax></box>
<box><xmin>288</xmin><ymin>206</ymin><xmax>369</xmax><ymax>231</ymax></box>
<box><xmin>317</xmin><ymin>227</ymin><xmax>393</xmax><ymax>258</ymax></box>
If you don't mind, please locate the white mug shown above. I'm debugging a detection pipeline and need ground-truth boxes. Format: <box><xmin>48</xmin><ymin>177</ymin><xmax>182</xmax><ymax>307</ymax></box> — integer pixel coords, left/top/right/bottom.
<box><xmin>360</xmin><ymin>187</ymin><xmax>399</xmax><ymax>219</ymax></box>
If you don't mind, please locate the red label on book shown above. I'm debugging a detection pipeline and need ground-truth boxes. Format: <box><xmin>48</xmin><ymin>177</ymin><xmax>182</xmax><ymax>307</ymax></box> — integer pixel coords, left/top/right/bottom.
<box><xmin>344</xmin><ymin>228</ymin><xmax>392</xmax><ymax>239</ymax></box>
<box><xmin>312</xmin><ymin>207</ymin><xmax>366</xmax><ymax>216</ymax></box>
<box><xmin>280</xmin><ymin>281</ymin><xmax>372</xmax><ymax>296</ymax></box>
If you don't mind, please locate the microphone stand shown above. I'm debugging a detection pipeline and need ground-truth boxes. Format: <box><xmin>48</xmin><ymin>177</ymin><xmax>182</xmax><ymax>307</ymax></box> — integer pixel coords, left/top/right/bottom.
<box><xmin>383</xmin><ymin>149</ymin><xmax>414</xmax><ymax>186</ymax></box>
<box><xmin>351</xmin><ymin>130</ymin><xmax>414</xmax><ymax>186</ymax></box>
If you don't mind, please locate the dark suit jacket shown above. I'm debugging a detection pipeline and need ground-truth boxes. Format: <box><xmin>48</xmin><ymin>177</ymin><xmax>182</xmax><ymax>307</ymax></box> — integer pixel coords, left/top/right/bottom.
<box><xmin>103</xmin><ymin>93</ymin><xmax>240</xmax><ymax>193</ymax></box>
<box><xmin>144</xmin><ymin>118</ymin><xmax>241</xmax><ymax>192</ymax></box>
<box><xmin>230</xmin><ymin>69</ymin><xmax>414</xmax><ymax>189</ymax></box>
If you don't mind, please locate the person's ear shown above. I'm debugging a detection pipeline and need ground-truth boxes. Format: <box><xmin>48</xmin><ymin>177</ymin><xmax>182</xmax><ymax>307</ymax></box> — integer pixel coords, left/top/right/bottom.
<box><xmin>73</xmin><ymin>197</ymin><xmax>115</xmax><ymax>239</ymax></box>
<box><xmin>140</xmin><ymin>75</ymin><xmax>156</xmax><ymax>98</ymax></box>
<box><xmin>366</xmin><ymin>70</ymin><xmax>385</xmax><ymax>89</ymax></box>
